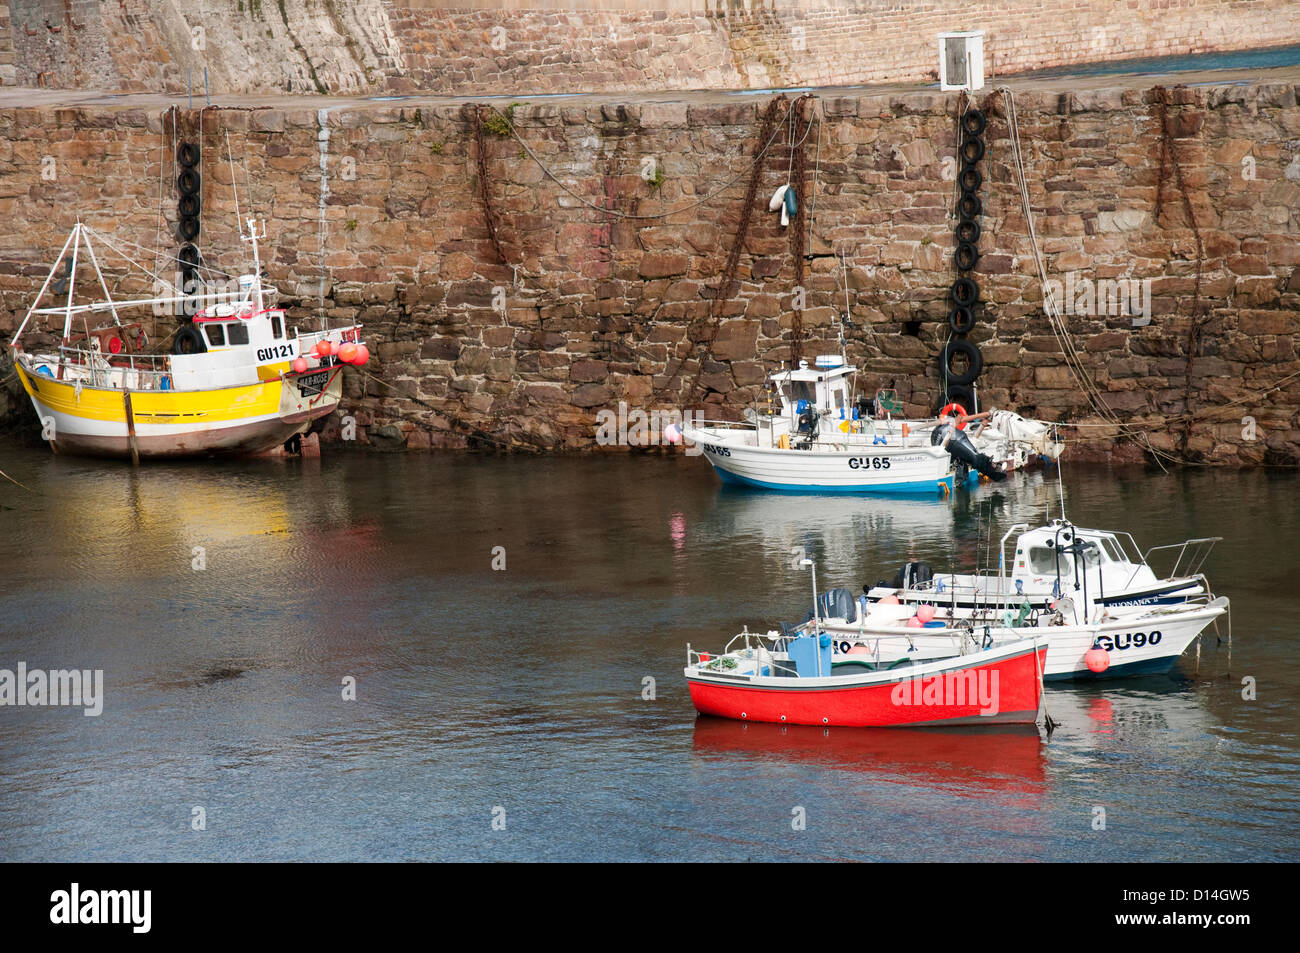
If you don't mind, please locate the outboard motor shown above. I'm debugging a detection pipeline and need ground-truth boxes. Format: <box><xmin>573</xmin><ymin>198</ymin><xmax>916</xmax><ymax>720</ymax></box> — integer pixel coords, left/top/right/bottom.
<box><xmin>816</xmin><ymin>587</ymin><xmax>858</xmax><ymax>623</ymax></box>
<box><xmin>932</xmin><ymin>420</ymin><xmax>1007</xmax><ymax>482</ymax></box>
<box><xmin>892</xmin><ymin>561</ymin><xmax>933</xmax><ymax>590</ymax></box>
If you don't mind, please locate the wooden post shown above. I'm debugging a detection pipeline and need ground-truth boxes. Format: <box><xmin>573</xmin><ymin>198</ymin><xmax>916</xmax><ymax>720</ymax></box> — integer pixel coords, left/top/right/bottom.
<box><xmin>123</xmin><ymin>388</ymin><xmax>140</xmax><ymax>467</ymax></box>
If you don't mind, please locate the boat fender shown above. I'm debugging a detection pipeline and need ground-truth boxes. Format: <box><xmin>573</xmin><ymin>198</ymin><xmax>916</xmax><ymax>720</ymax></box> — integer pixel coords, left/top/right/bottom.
<box><xmin>784</xmin><ymin>186</ymin><xmax>797</xmax><ymax>217</ymax></box>
<box><xmin>1084</xmin><ymin>645</ymin><xmax>1110</xmax><ymax>673</ymax></box>
<box><xmin>939</xmin><ymin>338</ymin><xmax>983</xmax><ymax>385</ymax></box>
<box><xmin>950</xmin><ymin>277</ymin><xmax>979</xmax><ymax>307</ymax></box>
<box><xmin>778</xmin><ymin>433</ymin><xmax>791</xmax><ymax>450</ymax></box>
<box><xmin>779</xmin><ymin>203</ymin><xmax>790</xmax><ymax>228</ymax></box>
<box><xmin>172</xmin><ymin>323</ymin><xmax>207</xmax><ymax>355</ymax></box>
<box><xmin>961</xmin><ymin>109</ymin><xmax>987</xmax><ymax>137</ymax></box>
<box><xmin>948</xmin><ymin>305</ymin><xmax>976</xmax><ymax>335</ymax></box>
<box><xmin>768</xmin><ymin>184</ymin><xmax>789</xmax><ymax>211</ymax></box>
<box><xmin>954</xmin><ymin>240</ymin><xmax>979</xmax><ymax>272</ymax></box>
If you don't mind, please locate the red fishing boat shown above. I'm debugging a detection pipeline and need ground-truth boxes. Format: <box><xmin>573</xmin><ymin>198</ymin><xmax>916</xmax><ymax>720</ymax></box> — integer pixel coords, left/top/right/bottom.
<box><xmin>684</xmin><ymin>629</ymin><xmax>1047</xmax><ymax>728</ymax></box>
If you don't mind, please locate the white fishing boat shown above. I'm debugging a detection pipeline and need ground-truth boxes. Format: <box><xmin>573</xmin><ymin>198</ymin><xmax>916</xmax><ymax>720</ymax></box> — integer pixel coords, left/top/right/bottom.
<box><xmin>681</xmin><ymin>354</ymin><xmax>1063</xmax><ymax>495</ymax></box>
<box><xmin>865</xmin><ymin>518</ymin><xmax>1220</xmax><ymax>611</ymax></box>
<box><xmin>10</xmin><ymin>217</ymin><xmax>368</xmax><ymax>461</ymax></box>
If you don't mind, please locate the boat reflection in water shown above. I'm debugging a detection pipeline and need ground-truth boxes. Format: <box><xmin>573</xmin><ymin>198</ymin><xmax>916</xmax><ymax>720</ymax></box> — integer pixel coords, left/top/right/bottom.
<box><xmin>692</xmin><ymin>717</ymin><xmax>1048</xmax><ymax>803</ymax></box>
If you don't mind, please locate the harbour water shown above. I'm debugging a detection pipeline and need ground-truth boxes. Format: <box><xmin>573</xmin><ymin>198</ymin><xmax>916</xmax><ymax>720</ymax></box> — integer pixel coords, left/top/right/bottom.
<box><xmin>0</xmin><ymin>441</ymin><xmax>1296</xmax><ymax>861</ymax></box>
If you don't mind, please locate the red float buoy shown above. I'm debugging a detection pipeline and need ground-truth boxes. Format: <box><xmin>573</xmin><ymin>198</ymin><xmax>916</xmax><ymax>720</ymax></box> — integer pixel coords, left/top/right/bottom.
<box><xmin>316</xmin><ymin>339</ymin><xmax>334</xmax><ymax>357</ymax></box>
<box><xmin>1084</xmin><ymin>647</ymin><xmax>1110</xmax><ymax>673</ymax></box>
<box><xmin>338</xmin><ymin>342</ymin><xmax>358</xmax><ymax>364</ymax></box>
<box><xmin>353</xmin><ymin>343</ymin><xmax>369</xmax><ymax>366</ymax></box>
<box><xmin>291</xmin><ymin>357</ymin><xmax>308</xmax><ymax>373</ymax></box>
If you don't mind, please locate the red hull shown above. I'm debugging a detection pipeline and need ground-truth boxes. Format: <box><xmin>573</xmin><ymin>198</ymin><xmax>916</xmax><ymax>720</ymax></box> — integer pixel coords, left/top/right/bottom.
<box><xmin>687</xmin><ymin>646</ymin><xmax>1047</xmax><ymax>728</ymax></box>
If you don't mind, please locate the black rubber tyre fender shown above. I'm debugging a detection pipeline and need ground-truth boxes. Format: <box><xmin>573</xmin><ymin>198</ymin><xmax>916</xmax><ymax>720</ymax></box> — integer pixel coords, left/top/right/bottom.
<box><xmin>954</xmin><ymin>240</ymin><xmax>980</xmax><ymax>272</ymax></box>
<box><xmin>172</xmin><ymin>323</ymin><xmax>208</xmax><ymax>355</ymax></box>
<box><xmin>177</xmin><ymin>168</ymin><xmax>200</xmax><ymax>195</ymax></box>
<box><xmin>177</xmin><ymin>142</ymin><xmax>200</xmax><ymax>168</ymax></box>
<box><xmin>957</xmin><ymin>190</ymin><xmax>982</xmax><ymax>220</ymax></box>
<box><xmin>959</xmin><ymin>137</ymin><xmax>985</xmax><ymax>164</ymax></box>
<box><xmin>940</xmin><ymin>338</ymin><xmax>984</xmax><ymax>386</ymax></box>
<box><xmin>178</xmin><ymin>216</ymin><xmax>200</xmax><ymax>242</ymax></box>
<box><xmin>958</xmin><ymin>164</ymin><xmax>982</xmax><ymax>192</ymax></box>
<box><xmin>178</xmin><ymin>243</ymin><xmax>201</xmax><ymax>268</ymax></box>
<box><xmin>178</xmin><ymin>193</ymin><xmax>201</xmax><ymax>218</ymax></box>
<box><xmin>944</xmin><ymin>382</ymin><xmax>977</xmax><ymax>414</ymax></box>
<box><xmin>950</xmin><ymin>276</ymin><xmax>979</xmax><ymax>307</ymax></box>
<box><xmin>955</xmin><ymin>219</ymin><xmax>981</xmax><ymax>244</ymax></box>
<box><xmin>961</xmin><ymin>109</ymin><xmax>988</xmax><ymax>138</ymax></box>
<box><xmin>948</xmin><ymin>305</ymin><xmax>976</xmax><ymax>335</ymax></box>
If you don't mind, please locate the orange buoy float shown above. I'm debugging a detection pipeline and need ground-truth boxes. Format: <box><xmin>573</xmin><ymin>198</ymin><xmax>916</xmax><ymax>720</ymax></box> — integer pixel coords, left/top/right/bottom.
<box><xmin>906</xmin><ymin>615</ymin><xmax>924</xmax><ymax>628</ymax></box>
<box><xmin>880</xmin><ymin>594</ymin><xmax>900</xmax><ymax>605</ymax></box>
<box><xmin>353</xmin><ymin>344</ymin><xmax>370</xmax><ymax>366</ymax></box>
<box><xmin>291</xmin><ymin>357</ymin><xmax>308</xmax><ymax>373</ymax></box>
<box><xmin>338</xmin><ymin>342</ymin><xmax>358</xmax><ymax>363</ymax></box>
<box><xmin>316</xmin><ymin>339</ymin><xmax>334</xmax><ymax>357</ymax></box>
<box><xmin>1084</xmin><ymin>647</ymin><xmax>1110</xmax><ymax>673</ymax></box>
<box><xmin>916</xmin><ymin>604</ymin><xmax>936</xmax><ymax>623</ymax></box>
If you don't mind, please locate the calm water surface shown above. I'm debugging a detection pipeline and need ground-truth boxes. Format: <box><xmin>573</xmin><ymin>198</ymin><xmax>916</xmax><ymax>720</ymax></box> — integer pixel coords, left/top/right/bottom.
<box><xmin>0</xmin><ymin>439</ymin><xmax>1296</xmax><ymax>861</ymax></box>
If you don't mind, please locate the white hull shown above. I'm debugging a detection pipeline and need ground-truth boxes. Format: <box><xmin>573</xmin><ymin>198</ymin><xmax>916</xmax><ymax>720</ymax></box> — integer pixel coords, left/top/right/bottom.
<box><xmin>684</xmin><ymin>424</ymin><xmax>955</xmax><ymax>494</ymax></box>
<box><xmin>820</xmin><ymin>601</ymin><xmax>1227</xmax><ymax>680</ymax></box>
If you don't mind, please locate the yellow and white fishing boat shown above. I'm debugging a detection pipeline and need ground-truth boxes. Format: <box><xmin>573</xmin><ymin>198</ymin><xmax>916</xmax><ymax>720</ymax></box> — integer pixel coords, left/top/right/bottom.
<box><xmin>11</xmin><ymin>217</ymin><xmax>367</xmax><ymax>461</ymax></box>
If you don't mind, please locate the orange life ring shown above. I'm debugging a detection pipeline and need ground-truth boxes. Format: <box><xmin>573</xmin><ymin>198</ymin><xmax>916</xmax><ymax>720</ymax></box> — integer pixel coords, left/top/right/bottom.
<box><xmin>939</xmin><ymin>402</ymin><xmax>969</xmax><ymax>429</ymax></box>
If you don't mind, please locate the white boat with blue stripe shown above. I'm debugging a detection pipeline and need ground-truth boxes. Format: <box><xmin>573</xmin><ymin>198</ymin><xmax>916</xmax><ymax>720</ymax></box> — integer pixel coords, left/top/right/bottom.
<box><xmin>682</xmin><ymin>354</ymin><xmax>1059</xmax><ymax>495</ymax></box>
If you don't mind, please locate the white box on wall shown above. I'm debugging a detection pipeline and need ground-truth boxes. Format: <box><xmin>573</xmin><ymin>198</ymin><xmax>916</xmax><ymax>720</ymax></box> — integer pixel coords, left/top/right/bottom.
<box><xmin>939</xmin><ymin>31</ymin><xmax>985</xmax><ymax>91</ymax></box>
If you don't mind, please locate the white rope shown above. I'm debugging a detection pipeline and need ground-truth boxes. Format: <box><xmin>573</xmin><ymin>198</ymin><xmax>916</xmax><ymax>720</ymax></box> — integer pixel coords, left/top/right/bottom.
<box><xmin>1000</xmin><ymin>86</ymin><xmax>1179</xmax><ymax>467</ymax></box>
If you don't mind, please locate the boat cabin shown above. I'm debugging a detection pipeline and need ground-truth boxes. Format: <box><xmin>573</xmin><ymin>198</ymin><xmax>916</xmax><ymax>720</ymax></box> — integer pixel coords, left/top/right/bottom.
<box><xmin>1009</xmin><ymin>520</ymin><xmax>1157</xmax><ymax>598</ymax></box>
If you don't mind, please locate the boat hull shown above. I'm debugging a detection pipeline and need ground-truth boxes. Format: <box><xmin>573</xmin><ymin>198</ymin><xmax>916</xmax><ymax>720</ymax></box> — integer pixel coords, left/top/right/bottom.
<box><xmin>822</xmin><ymin>603</ymin><xmax>1225</xmax><ymax>681</ymax></box>
<box><xmin>16</xmin><ymin>363</ymin><xmax>341</xmax><ymax>459</ymax></box>
<box><xmin>684</xmin><ymin>425</ymin><xmax>954</xmax><ymax>495</ymax></box>
<box><xmin>686</xmin><ymin>642</ymin><xmax>1046</xmax><ymax>727</ymax></box>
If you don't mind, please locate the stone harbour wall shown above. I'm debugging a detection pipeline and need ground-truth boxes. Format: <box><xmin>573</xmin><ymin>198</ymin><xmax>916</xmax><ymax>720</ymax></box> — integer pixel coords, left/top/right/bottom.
<box><xmin>3</xmin><ymin>0</ymin><xmax>1300</xmax><ymax>96</ymax></box>
<box><xmin>1</xmin><ymin>78</ymin><xmax>1299</xmax><ymax>464</ymax></box>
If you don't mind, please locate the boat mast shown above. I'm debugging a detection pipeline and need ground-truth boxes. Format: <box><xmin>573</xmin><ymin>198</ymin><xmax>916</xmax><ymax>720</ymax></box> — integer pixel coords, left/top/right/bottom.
<box><xmin>63</xmin><ymin>223</ymin><xmax>81</xmax><ymax>342</ymax></box>
<box><xmin>12</xmin><ymin>226</ymin><xmax>78</xmax><ymax>344</ymax></box>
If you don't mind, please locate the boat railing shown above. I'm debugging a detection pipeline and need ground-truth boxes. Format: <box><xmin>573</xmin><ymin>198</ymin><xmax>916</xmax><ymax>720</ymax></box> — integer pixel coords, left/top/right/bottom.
<box><xmin>1140</xmin><ymin>537</ymin><xmax>1222</xmax><ymax>581</ymax></box>
<box><xmin>39</xmin><ymin>347</ymin><xmax>173</xmax><ymax>390</ymax></box>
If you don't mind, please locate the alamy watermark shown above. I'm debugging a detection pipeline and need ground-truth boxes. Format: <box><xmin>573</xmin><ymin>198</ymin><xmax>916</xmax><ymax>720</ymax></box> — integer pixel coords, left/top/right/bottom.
<box><xmin>890</xmin><ymin>669</ymin><xmax>1001</xmax><ymax>716</ymax></box>
<box><xmin>1043</xmin><ymin>271</ymin><xmax>1153</xmax><ymax>328</ymax></box>
<box><xmin>595</xmin><ymin>402</ymin><xmax>703</xmax><ymax>454</ymax></box>
<box><xmin>0</xmin><ymin>663</ymin><xmax>103</xmax><ymax>716</ymax></box>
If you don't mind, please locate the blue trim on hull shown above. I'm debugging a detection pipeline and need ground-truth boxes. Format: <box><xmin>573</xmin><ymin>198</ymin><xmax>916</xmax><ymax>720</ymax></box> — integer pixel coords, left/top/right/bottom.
<box><xmin>714</xmin><ymin>467</ymin><xmax>955</xmax><ymax>496</ymax></box>
<box><xmin>1045</xmin><ymin>654</ymin><xmax>1180</xmax><ymax>681</ymax></box>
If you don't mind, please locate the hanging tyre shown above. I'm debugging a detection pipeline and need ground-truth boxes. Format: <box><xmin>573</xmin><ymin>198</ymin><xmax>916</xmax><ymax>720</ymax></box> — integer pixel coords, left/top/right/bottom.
<box><xmin>950</xmin><ymin>276</ymin><xmax>979</xmax><ymax>307</ymax></box>
<box><xmin>961</xmin><ymin>109</ymin><xmax>987</xmax><ymax>138</ymax></box>
<box><xmin>172</xmin><ymin>324</ymin><xmax>208</xmax><ymax>354</ymax></box>
<box><xmin>177</xmin><ymin>142</ymin><xmax>200</xmax><ymax>168</ymax></box>
<box><xmin>178</xmin><ymin>193</ymin><xmax>201</xmax><ymax>218</ymax></box>
<box><xmin>178</xmin><ymin>216</ymin><xmax>200</xmax><ymax>242</ymax></box>
<box><xmin>954</xmin><ymin>240</ymin><xmax>980</xmax><ymax>272</ymax></box>
<box><xmin>177</xmin><ymin>168</ymin><xmax>200</xmax><ymax>195</ymax></box>
<box><xmin>955</xmin><ymin>219</ymin><xmax>981</xmax><ymax>244</ymax></box>
<box><xmin>940</xmin><ymin>338</ymin><xmax>983</xmax><ymax>385</ymax></box>
<box><xmin>959</xmin><ymin>138</ymin><xmax>985</xmax><ymax>164</ymax></box>
<box><xmin>958</xmin><ymin>165</ymin><xmax>982</xmax><ymax>192</ymax></box>
<box><xmin>948</xmin><ymin>305</ymin><xmax>976</xmax><ymax>335</ymax></box>
<box><xmin>944</xmin><ymin>382</ymin><xmax>977</xmax><ymax>414</ymax></box>
<box><xmin>957</xmin><ymin>191</ymin><xmax>982</xmax><ymax>220</ymax></box>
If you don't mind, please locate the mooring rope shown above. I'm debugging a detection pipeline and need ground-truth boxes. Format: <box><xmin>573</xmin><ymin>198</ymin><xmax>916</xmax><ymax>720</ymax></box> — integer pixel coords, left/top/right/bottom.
<box><xmin>999</xmin><ymin>86</ymin><xmax>1182</xmax><ymax>469</ymax></box>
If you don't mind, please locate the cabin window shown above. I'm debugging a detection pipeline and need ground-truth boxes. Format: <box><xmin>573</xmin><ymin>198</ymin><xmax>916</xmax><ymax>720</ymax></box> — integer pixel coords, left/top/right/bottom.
<box><xmin>271</xmin><ymin>314</ymin><xmax>284</xmax><ymax>339</ymax></box>
<box><xmin>1027</xmin><ymin>545</ymin><xmax>1071</xmax><ymax>576</ymax></box>
<box><xmin>832</xmin><ymin>387</ymin><xmax>846</xmax><ymax>409</ymax></box>
<box><xmin>1100</xmin><ymin>537</ymin><xmax>1126</xmax><ymax>563</ymax></box>
<box><xmin>226</xmin><ymin>323</ymin><xmax>249</xmax><ymax>345</ymax></box>
<box><xmin>1078</xmin><ymin>540</ymin><xmax>1102</xmax><ymax>568</ymax></box>
<box><xmin>782</xmin><ymin>381</ymin><xmax>816</xmax><ymax>405</ymax></box>
<box><xmin>205</xmin><ymin>323</ymin><xmax>225</xmax><ymax>346</ymax></box>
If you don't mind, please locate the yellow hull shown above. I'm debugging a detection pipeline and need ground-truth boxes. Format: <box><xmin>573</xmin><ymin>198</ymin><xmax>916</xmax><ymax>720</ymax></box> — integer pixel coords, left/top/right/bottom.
<box><xmin>16</xmin><ymin>364</ymin><xmax>342</xmax><ymax>459</ymax></box>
